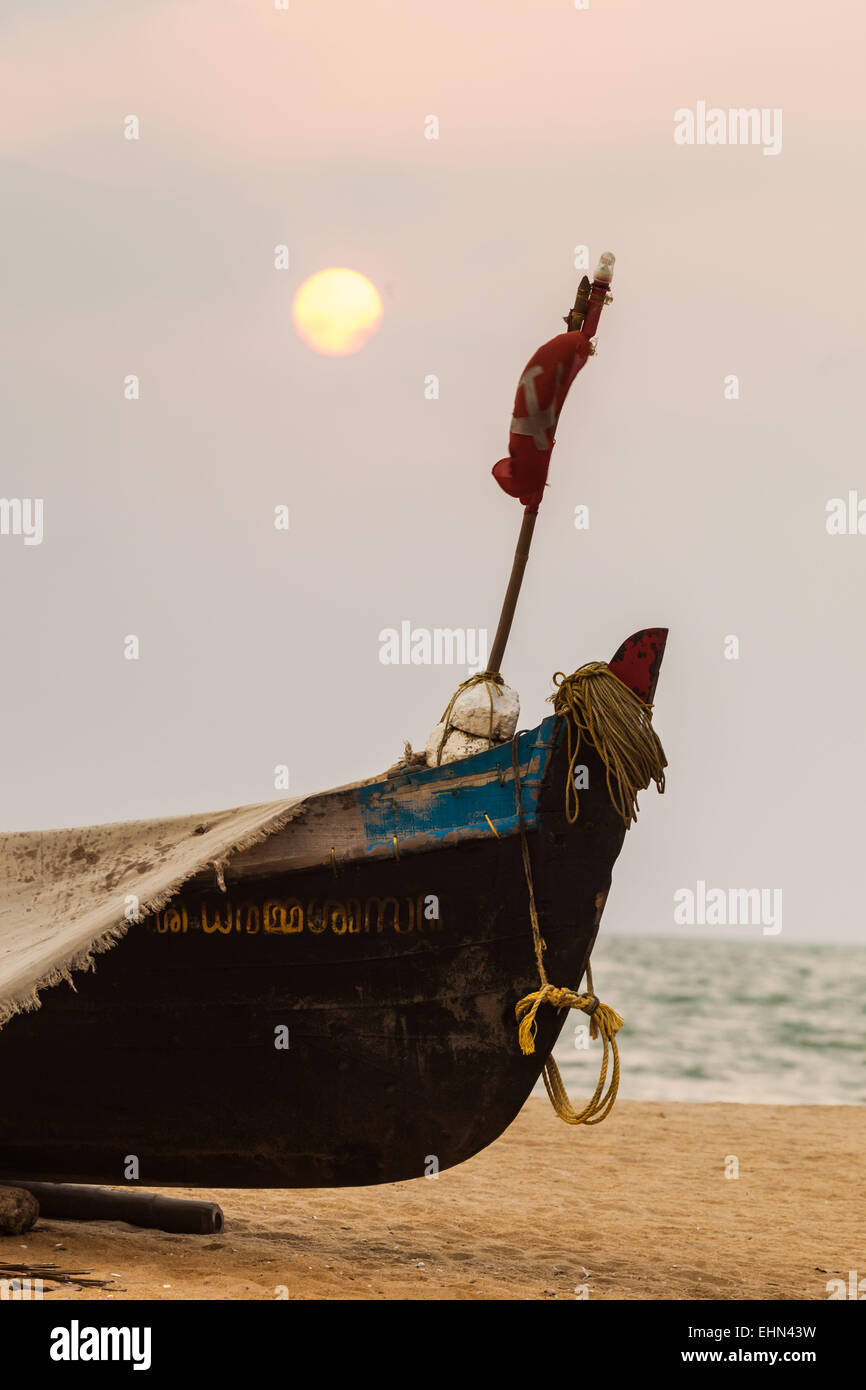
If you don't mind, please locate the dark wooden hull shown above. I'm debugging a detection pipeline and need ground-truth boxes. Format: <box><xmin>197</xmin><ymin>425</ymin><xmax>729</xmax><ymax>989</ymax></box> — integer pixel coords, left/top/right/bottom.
<box><xmin>0</xmin><ymin>723</ymin><xmax>628</xmax><ymax>1188</ymax></box>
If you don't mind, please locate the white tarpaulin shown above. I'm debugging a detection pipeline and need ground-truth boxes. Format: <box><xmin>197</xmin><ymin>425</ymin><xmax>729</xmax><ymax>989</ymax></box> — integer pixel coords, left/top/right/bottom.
<box><xmin>0</xmin><ymin>797</ymin><xmax>303</xmax><ymax>1029</ymax></box>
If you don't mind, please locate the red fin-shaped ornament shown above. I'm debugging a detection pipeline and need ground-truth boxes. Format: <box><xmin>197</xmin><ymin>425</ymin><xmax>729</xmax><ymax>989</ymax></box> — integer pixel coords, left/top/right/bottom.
<box><xmin>607</xmin><ymin>629</ymin><xmax>668</xmax><ymax>704</ymax></box>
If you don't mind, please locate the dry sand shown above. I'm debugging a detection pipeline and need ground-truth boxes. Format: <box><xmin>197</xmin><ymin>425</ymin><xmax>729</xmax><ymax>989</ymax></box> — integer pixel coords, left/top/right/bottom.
<box><xmin>7</xmin><ymin>1100</ymin><xmax>863</xmax><ymax>1301</ymax></box>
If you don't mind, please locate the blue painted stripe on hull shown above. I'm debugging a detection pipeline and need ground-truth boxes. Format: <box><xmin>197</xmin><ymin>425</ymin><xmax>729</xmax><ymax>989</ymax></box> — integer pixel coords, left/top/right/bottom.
<box><xmin>358</xmin><ymin>716</ymin><xmax>558</xmax><ymax>856</ymax></box>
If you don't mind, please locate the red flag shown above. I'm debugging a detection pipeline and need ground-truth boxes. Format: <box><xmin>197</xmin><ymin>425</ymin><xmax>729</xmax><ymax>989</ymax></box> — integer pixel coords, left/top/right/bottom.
<box><xmin>492</xmin><ymin>329</ymin><xmax>591</xmax><ymax>512</ymax></box>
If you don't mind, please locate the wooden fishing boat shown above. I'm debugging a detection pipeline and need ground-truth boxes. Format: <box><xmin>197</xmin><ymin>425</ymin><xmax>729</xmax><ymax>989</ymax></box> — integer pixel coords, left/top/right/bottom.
<box><xmin>0</xmin><ymin>256</ymin><xmax>670</xmax><ymax>1207</ymax></box>
<box><xmin>0</xmin><ymin>629</ymin><xmax>666</xmax><ymax>1190</ymax></box>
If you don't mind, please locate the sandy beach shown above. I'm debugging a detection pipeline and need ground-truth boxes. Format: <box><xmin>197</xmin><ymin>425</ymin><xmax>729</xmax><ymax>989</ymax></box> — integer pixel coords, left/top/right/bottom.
<box><xmin>7</xmin><ymin>1099</ymin><xmax>862</xmax><ymax>1302</ymax></box>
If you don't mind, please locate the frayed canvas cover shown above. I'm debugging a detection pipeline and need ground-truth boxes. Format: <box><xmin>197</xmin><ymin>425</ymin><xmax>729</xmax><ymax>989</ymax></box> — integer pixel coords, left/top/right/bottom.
<box><xmin>0</xmin><ymin>797</ymin><xmax>304</xmax><ymax>1030</ymax></box>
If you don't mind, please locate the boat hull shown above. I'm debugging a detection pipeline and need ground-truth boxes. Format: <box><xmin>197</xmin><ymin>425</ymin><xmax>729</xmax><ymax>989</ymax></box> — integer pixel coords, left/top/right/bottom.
<box><xmin>0</xmin><ymin>723</ymin><xmax>628</xmax><ymax>1188</ymax></box>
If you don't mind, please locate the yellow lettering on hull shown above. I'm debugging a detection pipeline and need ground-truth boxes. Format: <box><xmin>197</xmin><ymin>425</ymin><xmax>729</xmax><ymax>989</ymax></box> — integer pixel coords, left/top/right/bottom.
<box><xmin>151</xmin><ymin>896</ymin><xmax>441</xmax><ymax>936</ymax></box>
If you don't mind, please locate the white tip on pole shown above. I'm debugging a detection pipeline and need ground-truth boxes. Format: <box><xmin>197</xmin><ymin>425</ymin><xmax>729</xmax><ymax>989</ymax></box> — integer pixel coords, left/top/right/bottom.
<box><xmin>594</xmin><ymin>251</ymin><xmax>616</xmax><ymax>284</ymax></box>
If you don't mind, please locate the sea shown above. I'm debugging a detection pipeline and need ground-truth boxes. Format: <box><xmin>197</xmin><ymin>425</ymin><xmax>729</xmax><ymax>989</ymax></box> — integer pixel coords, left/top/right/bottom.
<box><xmin>540</xmin><ymin>935</ymin><xmax>866</xmax><ymax>1106</ymax></box>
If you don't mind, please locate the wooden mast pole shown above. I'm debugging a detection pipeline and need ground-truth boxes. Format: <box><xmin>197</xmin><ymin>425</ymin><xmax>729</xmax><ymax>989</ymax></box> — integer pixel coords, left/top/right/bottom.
<box><xmin>485</xmin><ymin>255</ymin><xmax>614</xmax><ymax>676</ymax></box>
<box><xmin>487</xmin><ymin>509</ymin><xmax>538</xmax><ymax>674</ymax></box>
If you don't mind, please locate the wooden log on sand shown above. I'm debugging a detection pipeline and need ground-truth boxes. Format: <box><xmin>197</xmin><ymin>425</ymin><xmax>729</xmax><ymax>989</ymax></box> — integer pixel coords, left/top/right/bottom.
<box><xmin>0</xmin><ymin>1182</ymin><xmax>223</xmax><ymax>1235</ymax></box>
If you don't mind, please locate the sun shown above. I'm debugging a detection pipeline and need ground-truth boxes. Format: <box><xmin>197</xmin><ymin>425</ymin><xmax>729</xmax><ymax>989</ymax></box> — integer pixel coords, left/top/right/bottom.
<box><xmin>292</xmin><ymin>268</ymin><xmax>383</xmax><ymax>357</ymax></box>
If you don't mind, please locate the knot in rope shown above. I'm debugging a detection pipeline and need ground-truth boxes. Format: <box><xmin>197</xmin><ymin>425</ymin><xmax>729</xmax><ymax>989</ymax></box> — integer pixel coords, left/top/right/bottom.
<box><xmin>516</xmin><ymin>982</ymin><xmax>624</xmax><ymax>1056</ymax></box>
<box><xmin>549</xmin><ymin>662</ymin><xmax>667</xmax><ymax>826</ymax></box>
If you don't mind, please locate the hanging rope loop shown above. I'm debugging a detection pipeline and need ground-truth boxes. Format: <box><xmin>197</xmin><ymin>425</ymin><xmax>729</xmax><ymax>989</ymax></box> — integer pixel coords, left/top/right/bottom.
<box><xmin>510</xmin><ymin>671</ymin><xmax>647</xmax><ymax>1126</ymax></box>
<box><xmin>514</xmin><ymin>962</ymin><xmax>625</xmax><ymax>1126</ymax></box>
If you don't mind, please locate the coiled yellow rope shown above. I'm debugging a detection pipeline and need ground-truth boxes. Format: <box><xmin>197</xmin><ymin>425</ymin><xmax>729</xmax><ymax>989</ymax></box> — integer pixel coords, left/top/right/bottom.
<box><xmin>513</xmin><ymin>663</ymin><xmax>666</xmax><ymax>1125</ymax></box>
<box><xmin>550</xmin><ymin>662</ymin><xmax>667</xmax><ymax>826</ymax></box>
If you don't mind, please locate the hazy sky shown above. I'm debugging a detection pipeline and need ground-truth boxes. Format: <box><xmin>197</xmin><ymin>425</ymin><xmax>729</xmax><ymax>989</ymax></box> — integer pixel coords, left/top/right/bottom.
<box><xmin>2</xmin><ymin>0</ymin><xmax>864</xmax><ymax>942</ymax></box>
